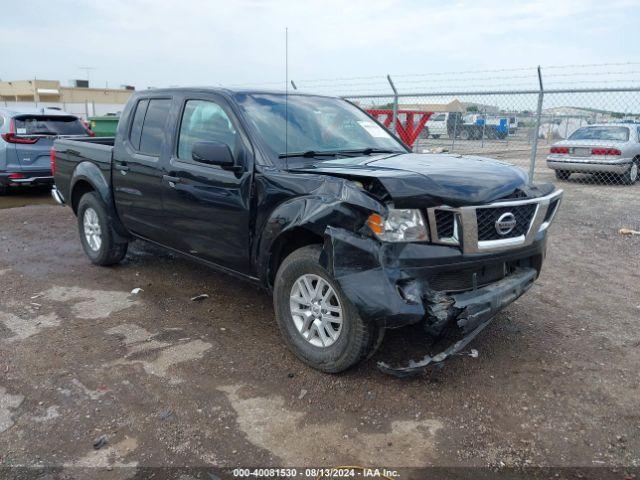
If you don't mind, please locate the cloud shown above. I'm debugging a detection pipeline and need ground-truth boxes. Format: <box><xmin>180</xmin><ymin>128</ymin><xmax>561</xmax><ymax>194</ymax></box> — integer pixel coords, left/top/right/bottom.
<box><xmin>1</xmin><ymin>0</ymin><xmax>637</xmax><ymax>90</ymax></box>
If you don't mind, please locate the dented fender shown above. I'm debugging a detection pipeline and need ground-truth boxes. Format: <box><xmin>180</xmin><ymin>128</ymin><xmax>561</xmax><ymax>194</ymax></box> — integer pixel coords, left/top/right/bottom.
<box><xmin>254</xmin><ymin>172</ymin><xmax>386</xmax><ymax>286</ymax></box>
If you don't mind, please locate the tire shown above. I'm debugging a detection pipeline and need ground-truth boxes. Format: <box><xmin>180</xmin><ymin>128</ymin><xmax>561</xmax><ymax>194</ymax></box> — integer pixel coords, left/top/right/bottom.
<box><xmin>619</xmin><ymin>160</ymin><xmax>639</xmax><ymax>185</ymax></box>
<box><xmin>555</xmin><ymin>170</ymin><xmax>571</xmax><ymax>181</ymax></box>
<box><xmin>77</xmin><ymin>192</ymin><xmax>128</xmax><ymax>266</ymax></box>
<box><xmin>459</xmin><ymin>129</ymin><xmax>470</xmax><ymax>141</ymax></box>
<box><xmin>419</xmin><ymin>127</ymin><xmax>429</xmax><ymax>139</ymax></box>
<box><xmin>432</xmin><ymin>134</ymin><xmax>441</xmax><ymax>139</ymax></box>
<box><xmin>0</xmin><ymin>185</ymin><xmax>6</xmax><ymax>196</ymax></box>
<box><xmin>273</xmin><ymin>245</ymin><xmax>382</xmax><ymax>373</ymax></box>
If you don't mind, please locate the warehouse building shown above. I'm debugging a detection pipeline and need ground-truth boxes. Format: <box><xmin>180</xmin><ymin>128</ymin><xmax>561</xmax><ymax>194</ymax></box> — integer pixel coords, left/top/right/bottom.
<box><xmin>0</xmin><ymin>79</ymin><xmax>134</xmax><ymax>118</ymax></box>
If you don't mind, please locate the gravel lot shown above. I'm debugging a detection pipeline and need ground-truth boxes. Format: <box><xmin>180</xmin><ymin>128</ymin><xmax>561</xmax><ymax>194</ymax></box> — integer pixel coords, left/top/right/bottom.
<box><xmin>0</xmin><ymin>154</ymin><xmax>639</xmax><ymax>477</ymax></box>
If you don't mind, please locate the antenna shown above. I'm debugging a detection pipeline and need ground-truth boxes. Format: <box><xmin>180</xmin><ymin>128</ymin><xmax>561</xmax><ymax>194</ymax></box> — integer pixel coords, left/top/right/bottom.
<box><xmin>285</xmin><ymin>27</ymin><xmax>289</xmax><ymax>159</ymax></box>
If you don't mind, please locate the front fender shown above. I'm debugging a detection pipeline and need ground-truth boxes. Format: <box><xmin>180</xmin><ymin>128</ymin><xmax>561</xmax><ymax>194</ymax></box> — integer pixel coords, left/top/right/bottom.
<box><xmin>255</xmin><ymin>174</ymin><xmax>386</xmax><ymax>286</ymax></box>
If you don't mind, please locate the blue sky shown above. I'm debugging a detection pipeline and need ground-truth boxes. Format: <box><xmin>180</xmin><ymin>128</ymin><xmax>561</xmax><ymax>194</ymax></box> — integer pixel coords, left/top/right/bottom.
<box><xmin>1</xmin><ymin>0</ymin><xmax>638</xmax><ymax>92</ymax></box>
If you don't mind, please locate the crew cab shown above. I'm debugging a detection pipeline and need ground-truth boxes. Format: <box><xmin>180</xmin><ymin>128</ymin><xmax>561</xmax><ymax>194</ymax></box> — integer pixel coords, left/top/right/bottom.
<box><xmin>52</xmin><ymin>88</ymin><xmax>562</xmax><ymax>374</ymax></box>
<box><xmin>0</xmin><ymin>107</ymin><xmax>91</xmax><ymax>194</ymax></box>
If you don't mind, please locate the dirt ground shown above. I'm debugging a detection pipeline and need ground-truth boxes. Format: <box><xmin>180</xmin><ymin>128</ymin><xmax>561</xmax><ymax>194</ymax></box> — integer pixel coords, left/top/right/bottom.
<box><xmin>0</xmin><ymin>156</ymin><xmax>639</xmax><ymax>478</ymax></box>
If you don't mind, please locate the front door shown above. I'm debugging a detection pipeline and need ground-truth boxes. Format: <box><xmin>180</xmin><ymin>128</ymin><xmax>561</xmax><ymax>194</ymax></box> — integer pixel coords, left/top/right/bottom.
<box><xmin>160</xmin><ymin>96</ymin><xmax>253</xmax><ymax>274</ymax></box>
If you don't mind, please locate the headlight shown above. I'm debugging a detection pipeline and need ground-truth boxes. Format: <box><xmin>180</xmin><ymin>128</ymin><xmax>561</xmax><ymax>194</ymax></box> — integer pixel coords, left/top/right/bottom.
<box><xmin>366</xmin><ymin>209</ymin><xmax>429</xmax><ymax>242</ymax></box>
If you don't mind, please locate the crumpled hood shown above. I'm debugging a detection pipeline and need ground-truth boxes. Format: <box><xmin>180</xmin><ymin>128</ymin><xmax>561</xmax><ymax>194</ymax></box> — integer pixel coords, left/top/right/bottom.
<box><xmin>289</xmin><ymin>153</ymin><xmax>530</xmax><ymax>208</ymax></box>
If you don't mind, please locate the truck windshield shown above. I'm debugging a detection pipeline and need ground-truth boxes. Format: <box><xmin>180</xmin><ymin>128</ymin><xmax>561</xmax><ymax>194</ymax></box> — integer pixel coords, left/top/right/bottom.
<box><xmin>14</xmin><ymin>115</ymin><xmax>87</xmax><ymax>136</ymax></box>
<box><xmin>235</xmin><ymin>93</ymin><xmax>406</xmax><ymax>158</ymax></box>
<box><xmin>568</xmin><ymin>126</ymin><xmax>629</xmax><ymax>142</ymax></box>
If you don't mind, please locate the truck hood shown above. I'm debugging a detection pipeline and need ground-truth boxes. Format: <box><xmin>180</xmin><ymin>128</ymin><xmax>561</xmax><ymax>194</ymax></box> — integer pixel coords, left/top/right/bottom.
<box><xmin>288</xmin><ymin>153</ymin><xmax>529</xmax><ymax>208</ymax></box>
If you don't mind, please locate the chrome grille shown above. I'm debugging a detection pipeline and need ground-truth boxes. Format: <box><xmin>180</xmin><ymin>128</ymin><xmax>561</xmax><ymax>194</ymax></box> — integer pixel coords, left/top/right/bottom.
<box><xmin>434</xmin><ymin>209</ymin><xmax>455</xmax><ymax>238</ymax></box>
<box><xmin>476</xmin><ymin>204</ymin><xmax>537</xmax><ymax>241</ymax></box>
<box><xmin>426</xmin><ymin>189</ymin><xmax>563</xmax><ymax>254</ymax></box>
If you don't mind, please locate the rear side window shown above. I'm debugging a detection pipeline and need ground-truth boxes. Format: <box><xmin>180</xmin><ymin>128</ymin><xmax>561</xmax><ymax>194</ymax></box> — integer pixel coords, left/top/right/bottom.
<box><xmin>139</xmin><ymin>99</ymin><xmax>171</xmax><ymax>156</ymax></box>
<box><xmin>129</xmin><ymin>99</ymin><xmax>149</xmax><ymax>149</ymax></box>
<box><xmin>13</xmin><ymin>115</ymin><xmax>86</xmax><ymax>135</ymax></box>
<box><xmin>432</xmin><ymin>114</ymin><xmax>446</xmax><ymax>121</ymax></box>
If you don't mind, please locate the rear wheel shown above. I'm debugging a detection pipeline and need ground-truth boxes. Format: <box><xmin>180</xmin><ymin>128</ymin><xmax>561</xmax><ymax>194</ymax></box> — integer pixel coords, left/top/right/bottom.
<box><xmin>0</xmin><ymin>185</ymin><xmax>6</xmax><ymax>196</ymax></box>
<box><xmin>555</xmin><ymin>170</ymin><xmax>571</xmax><ymax>181</ymax></box>
<box><xmin>459</xmin><ymin>129</ymin><xmax>470</xmax><ymax>140</ymax></box>
<box><xmin>619</xmin><ymin>160</ymin><xmax>639</xmax><ymax>185</ymax></box>
<box><xmin>273</xmin><ymin>245</ymin><xmax>382</xmax><ymax>373</ymax></box>
<box><xmin>77</xmin><ymin>192</ymin><xmax>128</xmax><ymax>266</ymax></box>
<box><xmin>432</xmin><ymin>134</ymin><xmax>441</xmax><ymax>139</ymax></box>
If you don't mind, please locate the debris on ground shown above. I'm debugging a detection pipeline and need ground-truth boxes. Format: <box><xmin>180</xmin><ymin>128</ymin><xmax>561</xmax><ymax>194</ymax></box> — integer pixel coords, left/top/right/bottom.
<box><xmin>159</xmin><ymin>409</ymin><xmax>174</xmax><ymax>421</ymax></box>
<box><xmin>298</xmin><ymin>389</ymin><xmax>308</xmax><ymax>400</ymax></box>
<box><xmin>619</xmin><ymin>228</ymin><xmax>640</xmax><ymax>236</ymax></box>
<box><xmin>130</xmin><ymin>288</ymin><xmax>143</xmax><ymax>295</ymax></box>
<box><xmin>92</xmin><ymin>434</ymin><xmax>108</xmax><ymax>450</ymax></box>
<box><xmin>190</xmin><ymin>294</ymin><xmax>209</xmax><ymax>302</ymax></box>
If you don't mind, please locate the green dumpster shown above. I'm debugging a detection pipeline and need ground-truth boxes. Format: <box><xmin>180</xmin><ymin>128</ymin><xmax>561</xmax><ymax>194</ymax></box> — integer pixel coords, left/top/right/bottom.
<box><xmin>88</xmin><ymin>116</ymin><xmax>119</xmax><ymax>137</ymax></box>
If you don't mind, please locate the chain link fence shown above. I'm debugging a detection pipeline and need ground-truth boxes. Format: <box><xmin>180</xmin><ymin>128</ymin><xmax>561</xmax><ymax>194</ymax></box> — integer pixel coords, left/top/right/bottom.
<box><xmin>231</xmin><ymin>64</ymin><xmax>640</xmax><ymax>239</ymax></box>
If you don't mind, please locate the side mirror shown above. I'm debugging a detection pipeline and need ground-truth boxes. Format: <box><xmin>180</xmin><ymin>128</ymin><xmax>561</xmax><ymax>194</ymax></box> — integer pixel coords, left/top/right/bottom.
<box><xmin>191</xmin><ymin>141</ymin><xmax>236</xmax><ymax>169</ymax></box>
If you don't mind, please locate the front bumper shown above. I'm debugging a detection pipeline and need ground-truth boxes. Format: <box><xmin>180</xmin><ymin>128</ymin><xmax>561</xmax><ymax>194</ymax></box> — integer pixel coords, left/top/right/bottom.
<box><xmin>547</xmin><ymin>155</ymin><xmax>632</xmax><ymax>174</ymax></box>
<box><xmin>322</xmin><ymin>226</ymin><xmax>547</xmax><ymax>330</ymax></box>
<box><xmin>378</xmin><ymin>267</ymin><xmax>536</xmax><ymax>377</ymax></box>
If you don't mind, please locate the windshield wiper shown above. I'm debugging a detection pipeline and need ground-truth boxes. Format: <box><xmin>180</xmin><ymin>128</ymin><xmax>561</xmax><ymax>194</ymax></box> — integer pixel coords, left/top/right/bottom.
<box><xmin>279</xmin><ymin>148</ymin><xmax>403</xmax><ymax>159</ymax></box>
<box><xmin>278</xmin><ymin>150</ymin><xmax>342</xmax><ymax>159</ymax></box>
<box><xmin>337</xmin><ymin>148</ymin><xmax>403</xmax><ymax>155</ymax></box>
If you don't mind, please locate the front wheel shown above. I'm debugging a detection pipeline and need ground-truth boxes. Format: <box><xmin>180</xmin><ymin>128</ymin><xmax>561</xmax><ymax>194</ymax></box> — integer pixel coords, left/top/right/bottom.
<box><xmin>77</xmin><ymin>192</ymin><xmax>128</xmax><ymax>266</ymax></box>
<box><xmin>555</xmin><ymin>170</ymin><xmax>571</xmax><ymax>181</ymax></box>
<box><xmin>273</xmin><ymin>245</ymin><xmax>382</xmax><ymax>373</ymax></box>
<box><xmin>619</xmin><ymin>160</ymin><xmax>639</xmax><ymax>185</ymax></box>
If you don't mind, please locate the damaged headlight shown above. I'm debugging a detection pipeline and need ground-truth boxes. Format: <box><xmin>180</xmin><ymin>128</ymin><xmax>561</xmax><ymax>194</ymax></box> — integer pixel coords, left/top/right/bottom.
<box><xmin>367</xmin><ymin>209</ymin><xmax>429</xmax><ymax>242</ymax></box>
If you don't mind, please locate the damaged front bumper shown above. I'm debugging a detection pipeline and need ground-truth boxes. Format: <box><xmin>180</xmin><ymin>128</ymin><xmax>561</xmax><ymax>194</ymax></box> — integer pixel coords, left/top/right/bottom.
<box><xmin>321</xmin><ymin>226</ymin><xmax>546</xmax><ymax>376</ymax></box>
<box><xmin>322</xmin><ymin>226</ymin><xmax>546</xmax><ymax>330</ymax></box>
<box><xmin>377</xmin><ymin>267</ymin><xmax>536</xmax><ymax>377</ymax></box>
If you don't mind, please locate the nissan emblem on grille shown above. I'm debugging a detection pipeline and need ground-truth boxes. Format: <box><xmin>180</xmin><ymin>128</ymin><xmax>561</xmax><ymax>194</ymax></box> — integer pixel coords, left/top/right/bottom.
<box><xmin>495</xmin><ymin>212</ymin><xmax>517</xmax><ymax>236</ymax></box>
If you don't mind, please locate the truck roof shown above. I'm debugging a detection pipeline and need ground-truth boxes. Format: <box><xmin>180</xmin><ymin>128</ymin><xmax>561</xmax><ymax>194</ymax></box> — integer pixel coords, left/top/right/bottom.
<box><xmin>134</xmin><ymin>87</ymin><xmax>335</xmax><ymax>99</ymax></box>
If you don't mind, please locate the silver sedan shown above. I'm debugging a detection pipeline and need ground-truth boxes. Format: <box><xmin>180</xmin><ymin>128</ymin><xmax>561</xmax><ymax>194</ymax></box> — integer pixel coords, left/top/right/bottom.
<box><xmin>546</xmin><ymin>124</ymin><xmax>639</xmax><ymax>184</ymax></box>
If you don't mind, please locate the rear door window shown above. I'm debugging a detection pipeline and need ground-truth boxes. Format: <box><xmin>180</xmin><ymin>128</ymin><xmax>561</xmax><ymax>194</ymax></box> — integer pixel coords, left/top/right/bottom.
<box><xmin>139</xmin><ymin>99</ymin><xmax>171</xmax><ymax>156</ymax></box>
<box><xmin>13</xmin><ymin>116</ymin><xmax>86</xmax><ymax>135</ymax></box>
<box><xmin>129</xmin><ymin>99</ymin><xmax>149</xmax><ymax>149</ymax></box>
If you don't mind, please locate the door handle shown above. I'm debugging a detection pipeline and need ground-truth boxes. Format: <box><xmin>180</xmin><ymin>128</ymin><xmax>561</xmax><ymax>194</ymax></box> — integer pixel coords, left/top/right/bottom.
<box><xmin>162</xmin><ymin>175</ymin><xmax>182</xmax><ymax>188</ymax></box>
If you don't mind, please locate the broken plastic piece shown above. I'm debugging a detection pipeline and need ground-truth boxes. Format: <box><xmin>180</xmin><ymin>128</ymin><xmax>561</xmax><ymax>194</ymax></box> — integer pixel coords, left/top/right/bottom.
<box><xmin>93</xmin><ymin>434</ymin><xmax>108</xmax><ymax>450</ymax></box>
<box><xmin>190</xmin><ymin>294</ymin><xmax>209</xmax><ymax>301</ymax></box>
<box><xmin>619</xmin><ymin>228</ymin><xmax>640</xmax><ymax>236</ymax></box>
<box><xmin>378</xmin><ymin>317</ymin><xmax>493</xmax><ymax>378</ymax></box>
<box><xmin>130</xmin><ymin>287</ymin><xmax>143</xmax><ymax>295</ymax></box>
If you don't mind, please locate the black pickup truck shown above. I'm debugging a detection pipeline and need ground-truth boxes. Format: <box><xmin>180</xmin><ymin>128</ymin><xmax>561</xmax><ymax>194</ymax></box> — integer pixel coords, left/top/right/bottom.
<box><xmin>51</xmin><ymin>88</ymin><xmax>562</xmax><ymax>375</ymax></box>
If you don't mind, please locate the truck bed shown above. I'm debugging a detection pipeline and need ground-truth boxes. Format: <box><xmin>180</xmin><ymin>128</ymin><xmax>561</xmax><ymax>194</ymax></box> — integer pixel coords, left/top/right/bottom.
<box><xmin>53</xmin><ymin>137</ymin><xmax>115</xmax><ymax>206</ymax></box>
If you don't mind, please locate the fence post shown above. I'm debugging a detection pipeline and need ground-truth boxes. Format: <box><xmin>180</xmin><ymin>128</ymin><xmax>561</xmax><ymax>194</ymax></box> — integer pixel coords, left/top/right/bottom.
<box><xmin>387</xmin><ymin>74</ymin><xmax>398</xmax><ymax>134</ymax></box>
<box><xmin>528</xmin><ymin>66</ymin><xmax>544</xmax><ymax>184</ymax></box>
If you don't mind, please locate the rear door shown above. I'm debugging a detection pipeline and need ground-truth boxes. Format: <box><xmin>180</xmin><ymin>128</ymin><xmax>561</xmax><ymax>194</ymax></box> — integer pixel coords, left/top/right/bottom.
<box><xmin>12</xmin><ymin>115</ymin><xmax>87</xmax><ymax>174</ymax></box>
<box><xmin>112</xmin><ymin>97</ymin><xmax>173</xmax><ymax>240</ymax></box>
